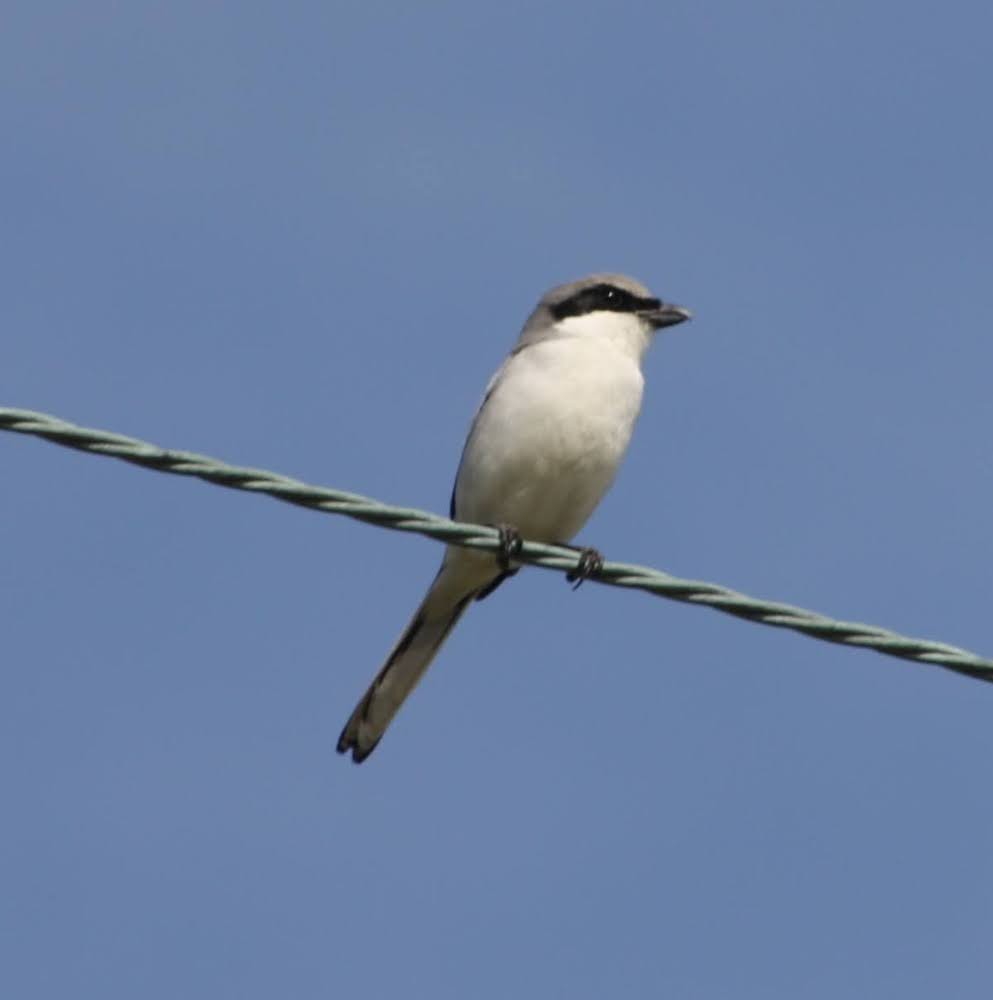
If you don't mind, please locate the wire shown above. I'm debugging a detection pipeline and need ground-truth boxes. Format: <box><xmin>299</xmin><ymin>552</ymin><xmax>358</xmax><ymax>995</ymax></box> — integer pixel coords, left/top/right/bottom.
<box><xmin>3</xmin><ymin>405</ymin><xmax>991</xmax><ymax>683</ymax></box>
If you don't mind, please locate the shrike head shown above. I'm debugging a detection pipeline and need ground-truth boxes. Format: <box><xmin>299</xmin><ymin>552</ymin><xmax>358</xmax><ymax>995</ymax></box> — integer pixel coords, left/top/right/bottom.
<box><xmin>518</xmin><ymin>273</ymin><xmax>691</xmax><ymax>358</ymax></box>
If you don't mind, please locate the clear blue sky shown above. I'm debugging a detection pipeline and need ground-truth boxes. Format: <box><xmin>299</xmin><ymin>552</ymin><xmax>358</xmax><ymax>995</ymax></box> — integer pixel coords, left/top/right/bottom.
<box><xmin>3</xmin><ymin>2</ymin><xmax>992</xmax><ymax>997</ymax></box>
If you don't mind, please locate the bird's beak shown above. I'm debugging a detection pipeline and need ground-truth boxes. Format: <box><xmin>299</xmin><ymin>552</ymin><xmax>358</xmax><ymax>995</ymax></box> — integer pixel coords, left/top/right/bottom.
<box><xmin>640</xmin><ymin>302</ymin><xmax>692</xmax><ymax>329</ymax></box>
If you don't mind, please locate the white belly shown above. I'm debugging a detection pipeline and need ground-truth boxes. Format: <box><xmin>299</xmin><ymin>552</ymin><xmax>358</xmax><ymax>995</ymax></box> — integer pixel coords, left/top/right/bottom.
<box><xmin>453</xmin><ymin>336</ymin><xmax>645</xmax><ymax>543</ymax></box>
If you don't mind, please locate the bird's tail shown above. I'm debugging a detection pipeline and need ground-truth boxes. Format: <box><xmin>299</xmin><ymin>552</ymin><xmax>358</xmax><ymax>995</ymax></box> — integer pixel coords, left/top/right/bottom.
<box><xmin>336</xmin><ymin>556</ymin><xmax>490</xmax><ymax>763</ymax></box>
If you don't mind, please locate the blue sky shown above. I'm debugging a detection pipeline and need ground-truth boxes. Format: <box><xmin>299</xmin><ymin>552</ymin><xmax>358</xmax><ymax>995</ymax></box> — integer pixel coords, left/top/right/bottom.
<box><xmin>3</xmin><ymin>2</ymin><xmax>992</xmax><ymax>996</ymax></box>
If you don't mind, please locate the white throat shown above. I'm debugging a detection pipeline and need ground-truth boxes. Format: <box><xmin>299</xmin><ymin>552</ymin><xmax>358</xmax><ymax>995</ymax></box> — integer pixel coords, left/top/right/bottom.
<box><xmin>552</xmin><ymin>310</ymin><xmax>653</xmax><ymax>363</ymax></box>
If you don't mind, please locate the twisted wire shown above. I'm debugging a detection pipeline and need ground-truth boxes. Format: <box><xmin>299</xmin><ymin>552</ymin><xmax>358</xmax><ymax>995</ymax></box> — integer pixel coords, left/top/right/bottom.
<box><xmin>3</xmin><ymin>406</ymin><xmax>991</xmax><ymax>683</ymax></box>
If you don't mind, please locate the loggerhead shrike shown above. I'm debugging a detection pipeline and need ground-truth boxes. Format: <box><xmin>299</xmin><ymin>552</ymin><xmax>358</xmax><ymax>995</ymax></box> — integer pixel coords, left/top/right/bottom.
<box><xmin>337</xmin><ymin>274</ymin><xmax>690</xmax><ymax>762</ymax></box>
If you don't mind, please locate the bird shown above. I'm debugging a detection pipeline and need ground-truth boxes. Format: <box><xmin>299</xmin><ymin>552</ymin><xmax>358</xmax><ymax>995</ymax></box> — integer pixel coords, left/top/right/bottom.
<box><xmin>337</xmin><ymin>273</ymin><xmax>691</xmax><ymax>762</ymax></box>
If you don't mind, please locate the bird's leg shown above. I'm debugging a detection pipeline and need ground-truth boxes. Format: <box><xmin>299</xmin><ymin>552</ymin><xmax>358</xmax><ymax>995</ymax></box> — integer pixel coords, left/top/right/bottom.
<box><xmin>495</xmin><ymin>524</ymin><xmax>523</xmax><ymax>572</ymax></box>
<box><xmin>562</xmin><ymin>544</ymin><xmax>605</xmax><ymax>590</ymax></box>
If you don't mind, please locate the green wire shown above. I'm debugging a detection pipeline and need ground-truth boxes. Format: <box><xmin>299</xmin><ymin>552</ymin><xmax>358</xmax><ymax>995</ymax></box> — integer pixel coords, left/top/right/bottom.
<box><xmin>3</xmin><ymin>406</ymin><xmax>991</xmax><ymax>683</ymax></box>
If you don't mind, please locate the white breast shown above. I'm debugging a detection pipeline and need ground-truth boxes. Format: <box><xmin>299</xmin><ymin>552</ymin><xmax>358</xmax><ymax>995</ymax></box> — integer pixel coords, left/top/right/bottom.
<box><xmin>454</xmin><ymin>333</ymin><xmax>646</xmax><ymax>544</ymax></box>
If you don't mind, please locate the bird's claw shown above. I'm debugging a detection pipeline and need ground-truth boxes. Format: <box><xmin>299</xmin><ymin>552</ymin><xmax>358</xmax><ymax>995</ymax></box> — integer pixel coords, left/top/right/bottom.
<box><xmin>496</xmin><ymin>524</ymin><xmax>523</xmax><ymax>571</ymax></box>
<box><xmin>566</xmin><ymin>547</ymin><xmax>604</xmax><ymax>589</ymax></box>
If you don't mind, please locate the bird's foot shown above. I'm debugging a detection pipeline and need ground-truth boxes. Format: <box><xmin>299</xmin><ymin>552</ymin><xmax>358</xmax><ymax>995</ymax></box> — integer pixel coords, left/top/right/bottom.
<box><xmin>564</xmin><ymin>545</ymin><xmax>604</xmax><ymax>590</ymax></box>
<box><xmin>495</xmin><ymin>524</ymin><xmax>523</xmax><ymax>571</ymax></box>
